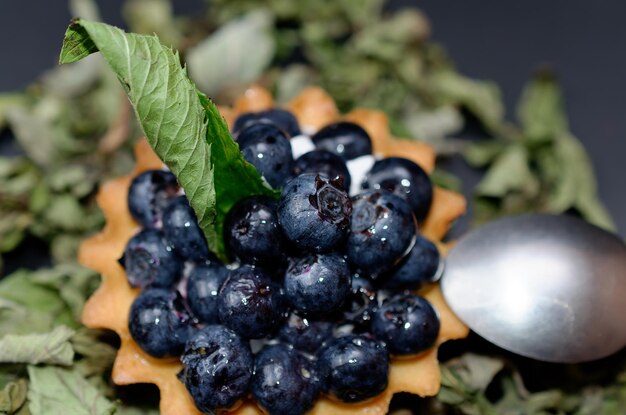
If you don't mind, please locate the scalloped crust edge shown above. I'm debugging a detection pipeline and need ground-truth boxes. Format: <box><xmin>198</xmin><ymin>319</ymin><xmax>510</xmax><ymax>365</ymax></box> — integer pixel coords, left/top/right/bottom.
<box><xmin>79</xmin><ymin>86</ymin><xmax>468</xmax><ymax>415</ymax></box>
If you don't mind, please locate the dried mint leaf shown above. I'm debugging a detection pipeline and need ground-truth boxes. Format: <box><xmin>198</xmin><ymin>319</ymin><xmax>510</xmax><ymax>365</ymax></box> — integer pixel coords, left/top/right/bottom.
<box><xmin>0</xmin><ymin>326</ymin><xmax>75</xmax><ymax>366</ymax></box>
<box><xmin>187</xmin><ymin>10</ymin><xmax>276</xmax><ymax>96</ymax></box>
<box><xmin>27</xmin><ymin>366</ymin><xmax>115</xmax><ymax>415</ymax></box>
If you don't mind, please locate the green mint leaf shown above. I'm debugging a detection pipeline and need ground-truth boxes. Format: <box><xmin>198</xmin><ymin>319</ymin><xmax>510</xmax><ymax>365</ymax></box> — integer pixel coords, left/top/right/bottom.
<box><xmin>27</xmin><ymin>366</ymin><xmax>115</xmax><ymax>415</ymax></box>
<box><xmin>0</xmin><ymin>326</ymin><xmax>74</xmax><ymax>366</ymax></box>
<box><xmin>59</xmin><ymin>19</ymin><xmax>278</xmax><ymax>260</ymax></box>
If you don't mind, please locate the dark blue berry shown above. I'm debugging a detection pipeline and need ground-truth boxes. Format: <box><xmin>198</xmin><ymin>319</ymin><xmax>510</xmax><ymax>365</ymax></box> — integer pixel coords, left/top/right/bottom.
<box><xmin>128</xmin><ymin>288</ymin><xmax>194</xmax><ymax>358</ymax></box>
<box><xmin>162</xmin><ymin>196</ymin><xmax>210</xmax><ymax>261</ymax></box>
<box><xmin>127</xmin><ymin>170</ymin><xmax>179</xmax><ymax>228</ymax></box>
<box><xmin>186</xmin><ymin>262</ymin><xmax>229</xmax><ymax>324</ymax></box>
<box><xmin>347</xmin><ymin>191</ymin><xmax>416</xmax><ymax>276</ymax></box>
<box><xmin>179</xmin><ymin>325</ymin><xmax>253</xmax><ymax>412</ymax></box>
<box><xmin>371</xmin><ymin>294</ymin><xmax>440</xmax><ymax>356</ymax></box>
<box><xmin>293</xmin><ymin>150</ymin><xmax>351</xmax><ymax>191</ymax></box>
<box><xmin>251</xmin><ymin>344</ymin><xmax>320</xmax><ymax>415</ymax></box>
<box><xmin>233</xmin><ymin>108</ymin><xmax>301</xmax><ymax>138</ymax></box>
<box><xmin>318</xmin><ymin>334</ymin><xmax>389</xmax><ymax>403</ymax></box>
<box><xmin>342</xmin><ymin>273</ymin><xmax>378</xmax><ymax>331</ymax></box>
<box><xmin>311</xmin><ymin>121</ymin><xmax>372</xmax><ymax>161</ymax></box>
<box><xmin>237</xmin><ymin>123</ymin><xmax>294</xmax><ymax>188</ymax></box>
<box><xmin>217</xmin><ymin>266</ymin><xmax>286</xmax><ymax>339</ymax></box>
<box><xmin>362</xmin><ymin>157</ymin><xmax>433</xmax><ymax>223</ymax></box>
<box><xmin>121</xmin><ymin>229</ymin><xmax>183</xmax><ymax>289</ymax></box>
<box><xmin>224</xmin><ymin>195</ymin><xmax>284</xmax><ymax>265</ymax></box>
<box><xmin>278</xmin><ymin>173</ymin><xmax>352</xmax><ymax>253</ymax></box>
<box><xmin>278</xmin><ymin>313</ymin><xmax>334</xmax><ymax>354</ymax></box>
<box><xmin>284</xmin><ymin>253</ymin><xmax>351</xmax><ymax>318</ymax></box>
<box><xmin>383</xmin><ymin>235</ymin><xmax>441</xmax><ymax>289</ymax></box>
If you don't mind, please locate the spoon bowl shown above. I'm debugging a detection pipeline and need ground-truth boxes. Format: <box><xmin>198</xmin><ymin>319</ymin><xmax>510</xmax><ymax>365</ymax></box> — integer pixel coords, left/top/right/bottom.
<box><xmin>441</xmin><ymin>214</ymin><xmax>626</xmax><ymax>363</ymax></box>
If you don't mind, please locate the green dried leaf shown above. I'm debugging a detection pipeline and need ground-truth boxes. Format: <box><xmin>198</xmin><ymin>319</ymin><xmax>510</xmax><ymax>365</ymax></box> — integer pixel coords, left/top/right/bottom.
<box><xmin>475</xmin><ymin>144</ymin><xmax>539</xmax><ymax>198</ymax></box>
<box><xmin>0</xmin><ymin>326</ymin><xmax>75</xmax><ymax>366</ymax></box>
<box><xmin>0</xmin><ymin>379</ymin><xmax>29</xmax><ymax>415</ymax></box>
<box><xmin>59</xmin><ymin>19</ymin><xmax>278</xmax><ymax>260</ymax></box>
<box><xmin>517</xmin><ymin>70</ymin><xmax>568</xmax><ymax>141</ymax></box>
<box><xmin>0</xmin><ymin>94</ymin><xmax>27</xmax><ymax>130</ymax></box>
<box><xmin>402</xmin><ymin>105</ymin><xmax>463</xmax><ymax>150</ymax></box>
<box><xmin>548</xmin><ymin>133</ymin><xmax>615</xmax><ymax>230</ymax></box>
<box><xmin>70</xmin><ymin>329</ymin><xmax>116</xmax><ymax>379</ymax></box>
<box><xmin>352</xmin><ymin>9</ymin><xmax>430</xmax><ymax>61</ymax></box>
<box><xmin>43</xmin><ymin>195</ymin><xmax>86</xmax><ymax>232</ymax></box>
<box><xmin>27</xmin><ymin>366</ymin><xmax>115</xmax><ymax>415</ymax></box>
<box><xmin>123</xmin><ymin>0</ymin><xmax>182</xmax><ymax>48</ymax></box>
<box><xmin>4</xmin><ymin>108</ymin><xmax>59</xmax><ymax>168</ymax></box>
<box><xmin>187</xmin><ymin>10</ymin><xmax>275</xmax><ymax>95</ymax></box>
<box><xmin>430</xmin><ymin>70</ymin><xmax>504</xmax><ymax>133</ymax></box>
<box><xmin>69</xmin><ymin>0</ymin><xmax>101</xmax><ymax>22</ymax></box>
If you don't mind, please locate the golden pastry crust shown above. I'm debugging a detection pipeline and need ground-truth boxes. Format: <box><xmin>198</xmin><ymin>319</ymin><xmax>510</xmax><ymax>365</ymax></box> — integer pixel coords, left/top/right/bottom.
<box><xmin>79</xmin><ymin>86</ymin><xmax>468</xmax><ymax>415</ymax></box>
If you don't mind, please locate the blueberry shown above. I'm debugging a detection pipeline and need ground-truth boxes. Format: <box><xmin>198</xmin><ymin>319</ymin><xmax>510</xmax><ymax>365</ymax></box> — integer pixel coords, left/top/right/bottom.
<box><xmin>371</xmin><ymin>294</ymin><xmax>440</xmax><ymax>356</ymax></box>
<box><xmin>251</xmin><ymin>344</ymin><xmax>320</xmax><ymax>415</ymax></box>
<box><xmin>277</xmin><ymin>173</ymin><xmax>352</xmax><ymax>253</ymax></box>
<box><xmin>233</xmin><ymin>108</ymin><xmax>301</xmax><ymax>138</ymax></box>
<box><xmin>179</xmin><ymin>325</ymin><xmax>253</xmax><ymax>412</ymax></box>
<box><xmin>237</xmin><ymin>123</ymin><xmax>294</xmax><ymax>188</ymax></box>
<box><xmin>128</xmin><ymin>288</ymin><xmax>194</xmax><ymax>358</ymax></box>
<box><xmin>342</xmin><ymin>273</ymin><xmax>378</xmax><ymax>331</ymax></box>
<box><xmin>293</xmin><ymin>150</ymin><xmax>351</xmax><ymax>191</ymax></box>
<box><xmin>217</xmin><ymin>266</ymin><xmax>286</xmax><ymax>339</ymax></box>
<box><xmin>383</xmin><ymin>234</ymin><xmax>441</xmax><ymax>289</ymax></box>
<box><xmin>284</xmin><ymin>253</ymin><xmax>351</xmax><ymax>318</ymax></box>
<box><xmin>162</xmin><ymin>196</ymin><xmax>210</xmax><ymax>261</ymax></box>
<box><xmin>311</xmin><ymin>121</ymin><xmax>372</xmax><ymax>161</ymax></box>
<box><xmin>186</xmin><ymin>262</ymin><xmax>229</xmax><ymax>324</ymax></box>
<box><xmin>278</xmin><ymin>313</ymin><xmax>334</xmax><ymax>354</ymax></box>
<box><xmin>318</xmin><ymin>334</ymin><xmax>389</xmax><ymax>403</ymax></box>
<box><xmin>224</xmin><ymin>195</ymin><xmax>284</xmax><ymax>265</ymax></box>
<box><xmin>362</xmin><ymin>157</ymin><xmax>433</xmax><ymax>223</ymax></box>
<box><xmin>121</xmin><ymin>229</ymin><xmax>183</xmax><ymax>289</ymax></box>
<box><xmin>127</xmin><ymin>170</ymin><xmax>179</xmax><ymax>228</ymax></box>
<box><xmin>347</xmin><ymin>190</ymin><xmax>416</xmax><ymax>276</ymax></box>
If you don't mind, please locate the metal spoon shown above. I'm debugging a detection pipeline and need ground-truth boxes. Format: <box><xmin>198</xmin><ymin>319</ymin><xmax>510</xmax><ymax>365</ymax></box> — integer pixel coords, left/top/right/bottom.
<box><xmin>441</xmin><ymin>213</ymin><xmax>626</xmax><ymax>363</ymax></box>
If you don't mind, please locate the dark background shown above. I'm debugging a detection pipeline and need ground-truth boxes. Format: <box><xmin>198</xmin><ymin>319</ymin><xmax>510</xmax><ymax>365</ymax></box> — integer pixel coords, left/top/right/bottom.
<box><xmin>1</xmin><ymin>0</ymin><xmax>624</xmax><ymax>235</ymax></box>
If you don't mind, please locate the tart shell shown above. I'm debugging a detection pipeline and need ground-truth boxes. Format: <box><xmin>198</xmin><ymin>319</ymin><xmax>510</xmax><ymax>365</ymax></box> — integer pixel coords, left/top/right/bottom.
<box><xmin>79</xmin><ymin>86</ymin><xmax>468</xmax><ymax>415</ymax></box>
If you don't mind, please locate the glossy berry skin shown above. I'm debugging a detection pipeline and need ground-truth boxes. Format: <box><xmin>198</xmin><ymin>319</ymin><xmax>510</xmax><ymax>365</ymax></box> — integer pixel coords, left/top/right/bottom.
<box><xmin>277</xmin><ymin>173</ymin><xmax>352</xmax><ymax>253</ymax></box>
<box><xmin>186</xmin><ymin>262</ymin><xmax>229</xmax><ymax>324</ymax></box>
<box><xmin>179</xmin><ymin>325</ymin><xmax>253</xmax><ymax>412</ymax></box>
<box><xmin>342</xmin><ymin>273</ymin><xmax>378</xmax><ymax>331</ymax></box>
<box><xmin>162</xmin><ymin>196</ymin><xmax>210</xmax><ymax>261</ymax></box>
<box><xmin>383</xmin><ymin>234</ymin><xmax>441</xmax><ymax>289</ymax></box>
<box><xmin>347</xmin><ymin>191</ymin><xmax>417</xmax><ymax>276</ymax></box>
<box><xmin>224</xmin><ymin>195</ymin><xmax>284</xmax><ymax>265</ymax></box>
<box><xmin>293</xmin><ymin>150</ymin><xmax>351</xmax><ymax>191</ymax></box>
<box><xmin>127</xmin><ymin>170</ymin><xmax>179</xmax><ymax>228</ymax></box>
<box><xmin>362</xmin><ymin>157</ymin><xmax>433</xmax><ymax>223</ymax></box>
<box><xmin>237</xmin><ymin>123</ymin><xmax>294</xmax><ymax>188</ymax></box>
<box><xmin>318</xmin><ymin>334</ymin><xmax>389</xmax><ymax>403</ymax></box>
<box><xmin>122</xmin><ymin>229</ymin><xmax>183</xmax><ymax>289</ymax></box>
<box><xmin>233</xmin><ymin>108</ymin><xmax>301</xmax><ymax>138</ymax></box>
<box><xmin>311</xmin><ymin>121</ymin><xmax>372</xmax><ymax>161</ymax></box>
<box><xmin>284</xmin><ymin>253</ymin><xmax>351</xmax><ymax>318</ymax></box>
<box><xmin>128</xmin><ymin>288</ymin><xmax>194</xmax><ymax>358</ymax></box>
<box><xmin>251</xmin><ymin>344</ymin><xmax>321</xmax><ymax>415</ymax></box>
<box><xmin>278</xmin><ymin>313</ymin><xmax>334</xmax><ymax>354</ymax></box>
<box><xmin>217</xmin><ymin>266</ymin><xmax>286</xmax><ymax>339</ymax></box>
<box><xmin>371</xmin><ymin>294</ymin><xmax>440</xmax><ymax>356</ymax></box>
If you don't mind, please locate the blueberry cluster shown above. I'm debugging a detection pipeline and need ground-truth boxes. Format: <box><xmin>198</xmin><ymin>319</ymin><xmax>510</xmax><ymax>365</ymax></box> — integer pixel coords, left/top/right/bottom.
<box><xmin>123</xmin><ymin>108</ymin><xmax>443</xmax><ymax>415</ymax></box>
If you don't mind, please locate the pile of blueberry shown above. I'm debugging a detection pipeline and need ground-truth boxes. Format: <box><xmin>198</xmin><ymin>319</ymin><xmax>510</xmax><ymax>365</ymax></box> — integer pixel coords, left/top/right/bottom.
<box><xmin>123</xmin><ymin>108</ymin><xmax>443</xmax><ymax>415</ymax></box>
